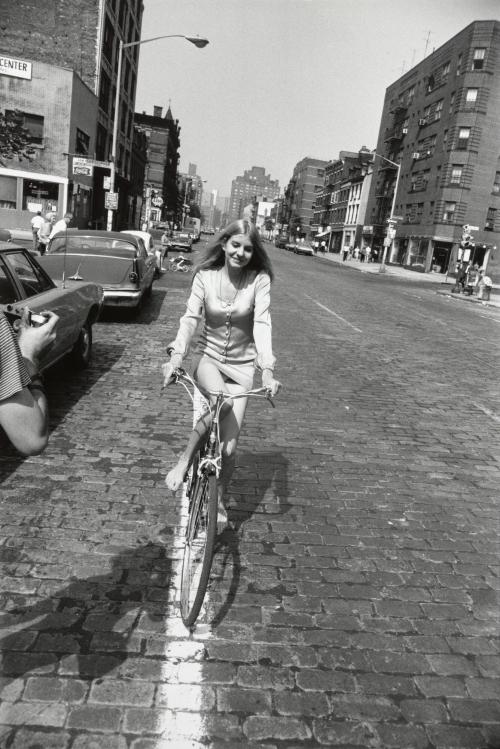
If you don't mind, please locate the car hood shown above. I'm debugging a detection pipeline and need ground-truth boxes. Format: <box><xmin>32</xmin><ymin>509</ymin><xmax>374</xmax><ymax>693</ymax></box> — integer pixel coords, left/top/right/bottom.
<box><xmin>39</xmin><ymin>254</ymin><xmax>136</xmax><ymax>286</ymax></box>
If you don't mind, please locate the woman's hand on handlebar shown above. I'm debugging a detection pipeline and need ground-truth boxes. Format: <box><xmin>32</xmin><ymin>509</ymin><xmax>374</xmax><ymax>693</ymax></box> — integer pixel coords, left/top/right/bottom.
<box><xmin>262</xmin><ymin>369</ymin><xmax>282</xmax><ymax>398</ymax></box>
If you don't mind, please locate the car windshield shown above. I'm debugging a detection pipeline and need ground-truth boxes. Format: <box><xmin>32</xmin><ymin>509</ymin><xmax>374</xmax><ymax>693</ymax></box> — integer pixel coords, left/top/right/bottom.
<box><xmin>49</xmin><ymin>236</ymin><xmax>137</xmax><ymax>257</ymax></box>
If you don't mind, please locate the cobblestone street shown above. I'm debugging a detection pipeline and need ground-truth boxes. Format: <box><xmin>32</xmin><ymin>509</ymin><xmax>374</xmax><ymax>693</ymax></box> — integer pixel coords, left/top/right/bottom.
<box><xmin>0</xmin><ymin>245</ymin><xmax>499</xmax><ymax>748</ymax></box>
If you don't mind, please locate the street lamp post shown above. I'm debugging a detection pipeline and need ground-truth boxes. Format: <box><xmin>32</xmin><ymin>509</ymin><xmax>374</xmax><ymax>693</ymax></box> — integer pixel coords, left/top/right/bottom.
<box><xmin>107</xmin><ymin>34</ymin><xmax>209</xmax><ymax>232</ymax></box>
<box><xmin>371</xmin><ymin>151</ymin><xmax>401</xmax><ymax>273</ymax></box>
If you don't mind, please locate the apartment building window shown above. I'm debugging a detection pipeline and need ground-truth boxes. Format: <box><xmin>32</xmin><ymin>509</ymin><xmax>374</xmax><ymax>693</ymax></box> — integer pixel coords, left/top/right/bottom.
<box><xmin>416</xmin><ymin>203</ymin><xmax>424</xmax><ymax>221</ymax></box>
<box><xmin>473</xmin><ymin>48</ymin><xmax>486</xmax><ymax>70</ymax></box>
<box><xmin>443</xmin><ymin>201</ymin><xmax>456</xmax><ymax>222</ymax></box>
<box><xmin>423</xmin><ymin>104</ymin><xmax>431</xmax><ymax>121</ymax></box>
<box><xmin>485</xmin><ymin>207</ymin><xmax>496</xmax><ymax>231</ymax></box>
<box><xmin>96</xmin><ymin>124</ymin><xmax>107</xmax><ymax>160</ymax></box>
<box><xmin>457</xmin><ymin>127</ymin><xmax>470</xmax><ymax>150</ymax></box>
<box><xmin>434</xmin><ymin>99</ymin><xmax>443</xmax><ymax>120</ymax></box>
<box><xmin>450</xmin><ymin>165</ymin><xmax>463</xmax><ymax>184</ymax></box>
<box><xmin>456</xmin><ymin>53</ymin><xmax>462</xmax><ymax>75</ymax></box>
<box><xmin>465</xmin><ymin>88</ymin><xmax>478</xmax><ymax>105</ymax></box>
<box><xmin>75</xmin><ymin>128</ymin><xmax>90</xmax><ymax>155</ymax></box>
<box><xmin>441</xmin><ymin>61</ymin><xmax>450</xmax><ymax>79</ymax></box>
<box><xmin>102</xmin><ymin>16</ymin><xmax>114</xmax><ymax>63</ymax></box>
<box><xmin>6</xmin><ymin>110</ymin><xmax>44</xmax><ymax>144</ymax></box>
<box><xmin>449</xmin><ymin>91</ymin><xmax>455</xmax><ymax>114</ymax></box>
<box><xmin>99</xmin><ymin>70</ymin><xmax>111</xmax><ymax>112</ymax></box>
<box><xmin>493</xmin><ymin>171</ymin><xmax>500</xmax><ymax>195</ymax></box>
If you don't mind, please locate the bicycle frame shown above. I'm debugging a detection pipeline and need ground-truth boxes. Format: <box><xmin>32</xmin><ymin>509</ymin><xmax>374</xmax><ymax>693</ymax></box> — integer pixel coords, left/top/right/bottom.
<box><xmin>167</xmin><ymin>367</ymin><xmax>274</xmax><ymax>478</ymax></box>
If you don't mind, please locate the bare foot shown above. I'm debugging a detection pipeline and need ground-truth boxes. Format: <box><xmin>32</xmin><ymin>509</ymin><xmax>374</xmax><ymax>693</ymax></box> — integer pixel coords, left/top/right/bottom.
<box><xmin>165</xmin><ymin>460</ymin><xmax>188</xmax><ymax>491</ymax></box>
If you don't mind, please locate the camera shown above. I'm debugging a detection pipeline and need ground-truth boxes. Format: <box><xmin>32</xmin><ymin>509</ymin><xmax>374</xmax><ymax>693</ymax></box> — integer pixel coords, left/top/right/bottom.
<box><xmin>3</xmin><ymin>305</ymin><xmax>49</xmax><ymax>328</ymax></box>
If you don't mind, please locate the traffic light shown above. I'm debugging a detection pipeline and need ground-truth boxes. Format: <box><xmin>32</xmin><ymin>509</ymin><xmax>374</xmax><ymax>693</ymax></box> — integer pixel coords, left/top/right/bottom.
<box><xmin>459</xmin><ymin>225</ymin><xmax>475</xmax><ymax>260</ymax></box>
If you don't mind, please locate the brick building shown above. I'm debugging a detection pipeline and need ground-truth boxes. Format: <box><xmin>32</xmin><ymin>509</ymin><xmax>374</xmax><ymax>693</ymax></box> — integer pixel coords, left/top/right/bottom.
<box><xmin>282</xmin><ymin>157</ymin><xmax>327</xmax><ymax>241</ymax></box>
<box><xmin>365</xmin><ymin>20</ymin><xmax>500</xmax><ymax>276</ymax></box>
<box><xmin>0</xmin><ymin>60</ymin><xmax>97</xmax><ymax>229</ymax></box>
<box><xmin>0</xmin><ymin>0</ymin><xmax>144</xmax><ymax>229</ymax></box>
<box><xmin>314</xmin><ymin>149</ymin><xmax>373</xmax><ymax>252</ymax></box>
<box><xmin>228</xmin><ymin>167</ymin><xmax>280</xmax><ymax>223</ymax></box>
<box><xmin>134</xmin><ymin>106</ymin><xmax>180</xmax><ymax>227</ymax></box>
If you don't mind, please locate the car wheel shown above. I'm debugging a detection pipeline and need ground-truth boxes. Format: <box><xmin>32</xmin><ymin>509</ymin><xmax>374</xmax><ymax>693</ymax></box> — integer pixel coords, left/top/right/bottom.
<box><xmin>71</xmin><ymin>321</ymin><xmax>92</xmax><ymax>368</ymax></box>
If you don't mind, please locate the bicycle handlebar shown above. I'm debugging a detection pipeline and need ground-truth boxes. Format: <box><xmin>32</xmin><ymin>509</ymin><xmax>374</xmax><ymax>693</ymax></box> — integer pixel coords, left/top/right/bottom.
<box><xmin>164</xmin><ymin>366</ymin><xmax>275</xmax><ymax>407</ymax></box>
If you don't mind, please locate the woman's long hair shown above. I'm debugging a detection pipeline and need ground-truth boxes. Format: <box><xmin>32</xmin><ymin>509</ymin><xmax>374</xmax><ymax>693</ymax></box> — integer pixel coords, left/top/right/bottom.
<box><xmin>193</xmin><ymin>220</ymin><xmax>274</xmax><ymax>282</ymax></box>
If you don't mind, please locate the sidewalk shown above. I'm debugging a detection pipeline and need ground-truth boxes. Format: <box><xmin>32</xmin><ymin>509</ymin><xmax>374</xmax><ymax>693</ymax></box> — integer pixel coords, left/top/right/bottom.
<box><xmin>311</xmin><ymin>249</ymin><xmax>500</xmax><ymax>308</ymax></box>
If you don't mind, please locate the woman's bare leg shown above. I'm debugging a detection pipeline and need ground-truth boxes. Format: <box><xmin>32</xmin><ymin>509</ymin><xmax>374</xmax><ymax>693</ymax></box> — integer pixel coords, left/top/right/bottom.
<box><xmin>165</xmin><ymin>358</ymin><xmax>227</xmax><ymax>491</ymax></box>
<box><xmin>217</xmin><ymin>384</ymin><xmax>249</xmax><ymax>522</ymax></box>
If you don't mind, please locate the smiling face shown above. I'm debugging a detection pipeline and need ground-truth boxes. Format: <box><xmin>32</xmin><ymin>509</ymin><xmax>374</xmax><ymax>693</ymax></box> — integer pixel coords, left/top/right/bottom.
<box><xmin>223</xmin><ymin>233</ymin><xmax>254</xmax><ymax>270</ymax></box>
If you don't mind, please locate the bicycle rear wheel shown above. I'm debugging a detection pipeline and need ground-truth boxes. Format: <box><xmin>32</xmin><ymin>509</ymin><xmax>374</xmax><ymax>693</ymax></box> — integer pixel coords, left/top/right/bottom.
<box><xmin>180</xmin><ymin>460</ymin><xmax>218</xmax><ymax>627</ymax></box>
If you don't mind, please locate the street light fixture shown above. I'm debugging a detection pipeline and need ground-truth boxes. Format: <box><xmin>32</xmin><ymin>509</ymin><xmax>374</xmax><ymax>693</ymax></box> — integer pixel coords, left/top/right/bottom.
<box><xmin>371</xmin><ymin>151</ymin><xmax>402</xmax><ymax>273</ymax></box>
<box><xmin>107</xmin><ymin>34</ymin><xmax>209</xmax><ymax>231</ymax></box>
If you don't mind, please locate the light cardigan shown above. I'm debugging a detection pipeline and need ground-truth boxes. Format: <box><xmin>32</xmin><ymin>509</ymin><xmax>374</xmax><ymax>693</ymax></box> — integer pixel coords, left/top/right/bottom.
<box><xmin>170</xmin><ymin>268</ymin><xmax>276</xmax><ymax>379</ymax></box>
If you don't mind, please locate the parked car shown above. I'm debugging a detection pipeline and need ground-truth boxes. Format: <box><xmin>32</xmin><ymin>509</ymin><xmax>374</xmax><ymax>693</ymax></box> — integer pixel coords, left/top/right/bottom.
<box><xmin>294</xmin><ymin>243</ymin><xmax>315</xmax><ymax>256</ymax></box>
<box><xmin>168</xmin><ymin>230</ymin><xmax>193</xmax><ymax>252</ymax></box>
<box><xmin>0</xmin><ymin>241</ymin><xmax>103</xmax><ymax>370</ymax></box>
<box><xmin>274</xmin><ymin>236</ymin><xmax>288</xmax><ymax>249</ymax></box>
<box><xmin>40</xmin><ymin>230</ymin><xmax>156</xmax><ymax>312</ymax></box>
<box><xmin>120</xmin><ymin>230</ymin><xmax>162</xmax><ymax>276</ymax></box>
<box><xmin>285</xmin><ymin>242</ymin><xmax>296</xmax><ymax>252</ymax></box>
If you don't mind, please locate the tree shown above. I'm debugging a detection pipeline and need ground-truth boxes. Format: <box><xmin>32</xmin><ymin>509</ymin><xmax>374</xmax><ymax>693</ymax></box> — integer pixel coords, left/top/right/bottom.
<box><xmin>0</xmin><ymin>110</ymin><xmax>35</xmax><ymax>165</ymax></box>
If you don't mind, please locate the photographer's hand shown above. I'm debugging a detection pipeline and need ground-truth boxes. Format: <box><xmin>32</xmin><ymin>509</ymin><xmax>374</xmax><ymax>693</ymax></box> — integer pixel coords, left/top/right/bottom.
<box><xmin>17</xmin><ymin>310</ymin><xmax>59</xmax><ymax>368</ymax></box>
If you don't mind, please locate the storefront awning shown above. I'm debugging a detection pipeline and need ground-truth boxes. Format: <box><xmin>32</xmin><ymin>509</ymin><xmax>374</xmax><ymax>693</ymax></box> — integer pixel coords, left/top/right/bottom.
<box><xmin>315</xmin><ymin>229</ymin><xmax>332</xmax><ymax>238</ymax></box>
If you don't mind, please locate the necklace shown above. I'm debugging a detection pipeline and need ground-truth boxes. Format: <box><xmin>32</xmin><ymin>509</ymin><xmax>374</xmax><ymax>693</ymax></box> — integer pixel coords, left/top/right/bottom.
<box><xmin>219</xmin><ymin>268</ymin><xmax>245</xmax><ymax>309</ymax></box>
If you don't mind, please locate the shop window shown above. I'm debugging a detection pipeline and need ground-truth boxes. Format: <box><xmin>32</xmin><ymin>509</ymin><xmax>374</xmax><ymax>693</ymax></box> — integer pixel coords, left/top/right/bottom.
<box><xmin>0</xmin><ymin>175</ymin><xmax>17</xmax><ymax>209</ymax></box>
<box><xmin>75</xmin><ymin>128</ymin><xmax>90</xmax><ymax>155</ymax></box>
<box><xmin>485</xmin><ymin>207</ymin><xmax>496</xmax><ymax>231</ymax></box>
<box><xmin>6</xmin><ymin>110</ymin><xmax>44</xmax><ymax>144</ymax></box>
<box><xmin>443</xmin><ymin>201</ymin><xmax>456</xmax><ymax>222</ymax></box>
<box><xmin>23</xmin><ymin>179</ymin><xmax>59</xmax><ymax>213</ymax></box>
<box><xmin>450</xmin><ymin>165</ymin><xmax>463</xmax><ymax>184</ymax></box>
<box><xmin>473</xmin><ymin>48</ymin><xmax>486</xmax><ymax>70</ymax></box>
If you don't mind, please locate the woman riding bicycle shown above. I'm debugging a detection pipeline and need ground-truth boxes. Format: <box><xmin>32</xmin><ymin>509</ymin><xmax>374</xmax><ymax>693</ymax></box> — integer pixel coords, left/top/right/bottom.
<box><xmin>162</xmin><ymin>219</ymin><xmax>281</xmax><ymax>529</ymax></box>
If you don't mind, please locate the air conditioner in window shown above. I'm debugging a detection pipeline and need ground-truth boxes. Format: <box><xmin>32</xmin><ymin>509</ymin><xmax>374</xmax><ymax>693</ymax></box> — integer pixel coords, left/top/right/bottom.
<box><xmin>412</xmin><ymin>152</ymin><xmax>420</xmax><ymax>159</ymax></box>
<box><xmin>418</xmin><ymin>118</ymin><xmax>427</xmax><ymax>126</ymax></box>
<box><xmin>402</xmin><ymin>127</ymin><xmax>408</xmax><ymax>134</ymax></box>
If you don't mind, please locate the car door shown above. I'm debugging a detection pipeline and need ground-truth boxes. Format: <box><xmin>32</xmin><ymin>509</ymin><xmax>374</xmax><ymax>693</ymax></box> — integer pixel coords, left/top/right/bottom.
<box><xmin>2</xmin><ymin>249</ymin><xmax>78</xmax><ymax>363</ymax></box>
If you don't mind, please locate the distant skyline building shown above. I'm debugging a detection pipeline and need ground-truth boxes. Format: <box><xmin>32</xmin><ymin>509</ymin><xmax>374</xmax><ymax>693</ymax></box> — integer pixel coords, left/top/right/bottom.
<box><xmin>228</xmin><ymin>166</ymin><xmax>280</xmax><ymax>222</ymax></box>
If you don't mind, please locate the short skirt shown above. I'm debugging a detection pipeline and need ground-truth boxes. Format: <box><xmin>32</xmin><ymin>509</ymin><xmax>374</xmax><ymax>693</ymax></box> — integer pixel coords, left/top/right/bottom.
<box><xmin>192</xmin><ymin>353</ymin><xmax>255</xmax><ymax>390</ymax></box>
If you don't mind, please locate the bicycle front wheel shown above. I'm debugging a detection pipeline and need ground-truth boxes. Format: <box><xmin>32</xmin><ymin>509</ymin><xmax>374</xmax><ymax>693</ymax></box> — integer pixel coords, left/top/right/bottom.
<box><xmin>180</xmin><ymin>467</ymin><xmax>218</xmax><ymax>627</ymax></box>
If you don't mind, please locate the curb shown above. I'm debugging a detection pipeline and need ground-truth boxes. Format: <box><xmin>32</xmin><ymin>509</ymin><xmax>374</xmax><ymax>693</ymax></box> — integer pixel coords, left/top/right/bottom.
<box><xmin>436</xmin><ymin>289</ymin><xmax>500</xmax><ymax>309</ymax></box>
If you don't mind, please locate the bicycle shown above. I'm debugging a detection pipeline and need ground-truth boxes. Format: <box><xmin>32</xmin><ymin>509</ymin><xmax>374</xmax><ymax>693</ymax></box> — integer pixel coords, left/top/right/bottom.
<box><xmin>164</xmin><ymin>364</ymin><xmax>274</xmax><ymax>628</ymax></box>
<box><xmin>167</xmin><ymin>255</ymin><xmax>192</xmax><ymax>273</ymax></box>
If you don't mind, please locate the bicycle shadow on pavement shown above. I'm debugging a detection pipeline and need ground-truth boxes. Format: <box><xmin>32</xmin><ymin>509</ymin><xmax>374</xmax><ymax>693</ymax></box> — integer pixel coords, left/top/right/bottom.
<box><xmin>0</xmin><ymin>542</ymin><xmax>172</xmax><ymax>688</ymax></box>
<box><xmin>209</xmin><ymin>450</ymin><xmax>290</xmax><ymax>629</ymax></box>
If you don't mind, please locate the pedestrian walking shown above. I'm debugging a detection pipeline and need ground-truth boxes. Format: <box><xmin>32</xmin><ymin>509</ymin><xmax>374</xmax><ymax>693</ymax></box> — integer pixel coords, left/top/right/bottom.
<box><xmin>49</xmin><ymin>212</ymin><xmax>73</xmax><ymax>239</ymax></box>
<box><xmin>454</xmin><ymin>262</ymin><xmax>467</xmax><ymax>293</ymax></box>
<box><xmin>37</xmin><ymin>212</ymin><xmax>55</xmax><ymax>255</ymax></box>
<box><xmin>477</xmin><ymin>270</ymin><xmax>493</xmax><ymax>301</ymax></box>
<box><xmin>365</xmin><ymin>245</ymin><xmax>372</xmax><ymax>263</ymax></box>
<box><xmin>162</xmin><ymin>219</ymin><xmax>282</xmax><ymax>532</ymax></box>
<box><xmin>320</xmin><ymin>240</ymin><xmax>326</xmax><ymax>254</ymax></box>
<box><xmin>30</xmin><ymin>211</ymin><xmax>44</xmax><ymax>253</ymax></box>
<box><xmin>353</xmin><ymin>246</ymin><xmax>360</xmax><ymax>261</ymax></box>
<box><xmin>342</xmin><ymin>246</ymin><xmax>349</xmax><ymax>262</ymax></box>
<box><xmin>360</xmin><ymin>247</ymin><xmax>366</xmax><ymax>263</ymax></box>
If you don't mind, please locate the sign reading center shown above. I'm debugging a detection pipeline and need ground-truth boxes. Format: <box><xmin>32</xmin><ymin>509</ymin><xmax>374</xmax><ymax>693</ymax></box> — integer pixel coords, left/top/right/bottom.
<box><xmin>0</xmin><ymin>56</ymin><xmax>32</xmax><ymax>80</ymax></box>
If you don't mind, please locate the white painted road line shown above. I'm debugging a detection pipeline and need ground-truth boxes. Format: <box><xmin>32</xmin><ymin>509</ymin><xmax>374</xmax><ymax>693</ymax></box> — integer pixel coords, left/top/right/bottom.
<box><xmin>305</xmin><ymin>295</ymin><xmax>363</xmax><ymax>333</ymax></box>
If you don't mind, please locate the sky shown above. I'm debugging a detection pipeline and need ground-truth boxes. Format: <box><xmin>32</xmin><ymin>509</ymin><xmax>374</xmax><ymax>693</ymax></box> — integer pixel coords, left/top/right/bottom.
<box><xmin>135</xmin><ymin>0</ymin><xmax>500</xmax><ymax>198</ymax></box>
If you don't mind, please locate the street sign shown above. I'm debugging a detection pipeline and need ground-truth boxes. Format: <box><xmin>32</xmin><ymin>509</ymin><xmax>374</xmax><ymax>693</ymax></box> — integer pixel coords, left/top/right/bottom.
<box><xmin>103</xmin><ymin>176</ymin><xmax>111</xmax><ymax>190</ymax></box>
<box><xmin>73</xmin><ymin>158</ymin><xmax>92</xmax><ymax>176</ymax></box>
<box><xmin>105</xmin><ymin>192</ymin><xmax>118</xmax><ymax>210</ymax></box>
<box><xmin>468</xmin><ymin>225</ymin><xmax>479</xmax><ymax>231</ymax></box>
<box><xmin>152</xmin><ymin>196</ymin><xmax>163</xmax><ymax>207</ymax></box>
<box><xmin>387</xmin><ymin>228</ymin><xmax>396</xmax><ymax>239</ymax></box>
<box><xmin>383</xmin><ymin>237</ymin><xmax>392</xmax><ymax>247</ymax></box>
